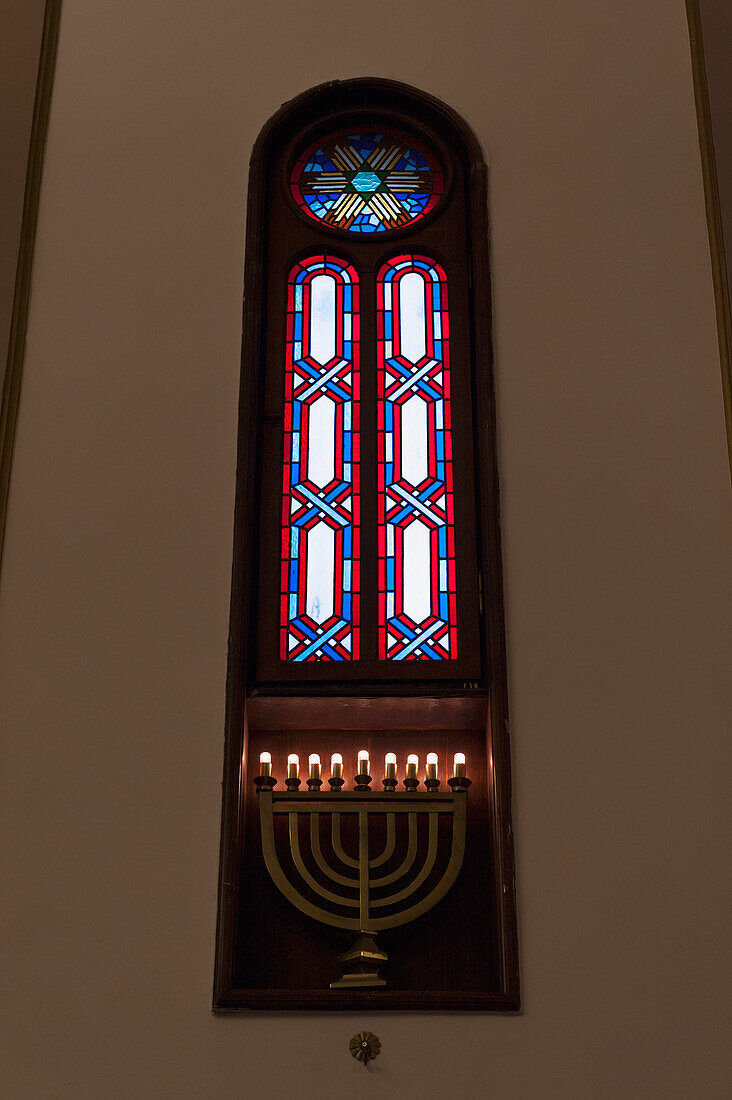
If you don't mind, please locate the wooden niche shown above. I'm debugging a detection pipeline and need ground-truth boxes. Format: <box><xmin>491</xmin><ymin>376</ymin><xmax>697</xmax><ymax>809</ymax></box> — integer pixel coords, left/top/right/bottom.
<box><xmin>213</xmin><ymin>79</ymin><xmax>519</xmax><ymax>1012</ymax></box>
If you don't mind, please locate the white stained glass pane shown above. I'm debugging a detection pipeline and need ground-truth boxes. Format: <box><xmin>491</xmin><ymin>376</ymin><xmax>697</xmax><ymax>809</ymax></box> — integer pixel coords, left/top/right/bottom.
<box><xmin>401</xmin><ymin>395</ymin><xmax>428</xmax><ymax>486</ymax></box>
<box><xmin>402</xmin><ymin>520</ymin><xmax>431</xmax><ymax>625</ymax></box>
<box><xmin>399</xmin><ymin>272</ymin><xmax>426</xmax><ymax>363</ymax></box>
<box><xmin>309</xmin><ymin>274</ymin><xmax>336</xmax><ymax>365</ymax></box>
<box><xmin>306</xmin><ymin>521</ymin><xmax>334</xmax><ymax>624</ymax></box>
<box><xmin>307</xmin><ymin>396</ymin><xmax>335</xmax><ymax>488</ymax></box>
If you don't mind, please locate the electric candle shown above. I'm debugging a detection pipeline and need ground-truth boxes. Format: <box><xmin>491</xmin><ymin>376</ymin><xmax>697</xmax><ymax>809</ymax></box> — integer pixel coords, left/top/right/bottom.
<box><xmin>309</xmin><ymin>753</ymin><xmax>321</xmax><ymax>781</ymax></box>
<box><xmin>426</xmin><ymin>752</ymin><xmax>438</xmax><ymax>781</ymax></box>
<box><xmin>259</xmin><ymin>751</ymin><xmax>272</xmax><ymax>777</ymax></box>
<box><xmin>330</xmin><ymin>753</ymin><xmax>343</xmax><ymax>780</ymax></box>
<box><xmin>453</xmin><ymin>752</ymin><xmax>466</xmax><ymax>778</ymax></box>
<box><xmin>406</xmin><ymin>754</ymin><xmax>418</xmax><ymax>781</ymax></box>
<box><xmin>357</xmin><ymin>749</ymin><xmax>370</xmax><ymax>776</ymax></box>
<box><xmin>287</xmin><ymin>753</ymin><xmax>299</xmax><ymax>780</ymax></box>
<box><xmin>385</xmin><ymin>752</ymin><xmax>397</xmax><ymax>781</ymax></box>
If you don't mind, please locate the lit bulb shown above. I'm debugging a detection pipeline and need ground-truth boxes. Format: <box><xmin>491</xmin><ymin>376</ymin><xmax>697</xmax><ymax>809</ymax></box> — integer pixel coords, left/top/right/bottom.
<box><xmin>426</xmin><ymin>752</ymin><xmax>438</xmax><ymax>781</ymax></box>
<box><xmin>385</xmin><ymin>752</ymin><xmax>397</xmax><ymax>780</ymax></box>
<box><xmin>453</xmin><ymin>752</ymin><xmax>467</xmax><ymax>778</ymax></box>
<box><xmin>406</xmin><ymin>754</ymin><xmax>418</xmax><ymax>781</ymax></box>
<box><xmin>309</xmin><ymin>753</ymin><xmax>321</xmax><ymax>781</ymax></box>
<box><xmin>385</xmin><ymin>752</ymin><xmax>397</xmax><ymax>765</ymax></box>
<box><xmin>330</xmin><ymin>753</ymin><xmax>343</xmax><ymax>780</ymax></box>
<box><xmin>358</xmin><ymin>749</ymin><xmax>370</xmax><ymax>775</ymax></box>
<box><xmin>259</xmin><ymin>751</ymin><xmax>271</xmax><ymax>777</ymax></box>
<box><xmin>287</xmin><ymin>753</ymin><xmax>299</xmax><ymax>780</ymax></box>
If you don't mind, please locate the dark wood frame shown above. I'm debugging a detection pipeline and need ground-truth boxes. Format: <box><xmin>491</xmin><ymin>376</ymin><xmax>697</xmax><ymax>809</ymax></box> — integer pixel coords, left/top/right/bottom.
<box><xmin>213</xmin><ymin>78</ymin><xmax>519</xmax><ymax>1011</ymax></box>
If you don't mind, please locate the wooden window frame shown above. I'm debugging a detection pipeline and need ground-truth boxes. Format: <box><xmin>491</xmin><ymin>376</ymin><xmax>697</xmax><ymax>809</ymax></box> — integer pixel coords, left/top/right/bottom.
<box><xmin>213</xmin><ymin>78</ymin><xmax>519</xmax><ymax>1011</ymax></box>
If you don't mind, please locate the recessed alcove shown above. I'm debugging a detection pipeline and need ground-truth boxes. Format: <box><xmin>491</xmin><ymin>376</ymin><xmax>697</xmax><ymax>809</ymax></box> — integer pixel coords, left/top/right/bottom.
<box><xmin>213</xmin><ymin>78</ymin><xmax>518</xmax><ymax>1011</ymax></box>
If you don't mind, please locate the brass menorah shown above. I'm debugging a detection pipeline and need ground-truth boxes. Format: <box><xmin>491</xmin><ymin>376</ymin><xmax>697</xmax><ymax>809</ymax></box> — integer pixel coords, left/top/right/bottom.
<box><xmin>253</xmin><ymin>753</ymin><xmax>470</xmax><ymax>988</ymax></box>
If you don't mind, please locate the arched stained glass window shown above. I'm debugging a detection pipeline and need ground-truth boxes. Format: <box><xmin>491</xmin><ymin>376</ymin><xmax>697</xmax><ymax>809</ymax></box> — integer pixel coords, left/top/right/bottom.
<box><xmin>377</xmin><ymin>255</ymin><xmax>457</xmax><ymax>661</ymax></box>
<box><xmin>252</xmin><ymin>91</ymin><xmax>482</xmax><ymax>683</ymax></box>
<box><xmin>281</xmin><ymin>256</ymin><xmax>360</xmax><ymax>661</ymax></box>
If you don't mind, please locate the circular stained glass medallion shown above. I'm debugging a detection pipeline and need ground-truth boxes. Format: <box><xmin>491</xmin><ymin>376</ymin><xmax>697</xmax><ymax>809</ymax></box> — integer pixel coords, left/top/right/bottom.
<box><xmin>290</xmin><ymin>129</ymin><xmax>444</xmax><ymax>235</ymax></box>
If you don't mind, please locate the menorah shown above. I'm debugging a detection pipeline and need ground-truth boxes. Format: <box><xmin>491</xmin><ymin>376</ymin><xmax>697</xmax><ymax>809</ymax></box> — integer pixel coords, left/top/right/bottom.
<box><xmin>253</xmin><ymin>751</ymin><xmax>471</xmax><ymax>988</ymax></box>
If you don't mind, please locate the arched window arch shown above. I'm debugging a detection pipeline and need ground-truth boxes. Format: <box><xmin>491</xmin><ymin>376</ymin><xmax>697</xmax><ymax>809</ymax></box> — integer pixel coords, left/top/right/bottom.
<box><xmin>215</xmin><ymin>80</ymin><xmax>518</xmax><ymax>1012</ymax></box>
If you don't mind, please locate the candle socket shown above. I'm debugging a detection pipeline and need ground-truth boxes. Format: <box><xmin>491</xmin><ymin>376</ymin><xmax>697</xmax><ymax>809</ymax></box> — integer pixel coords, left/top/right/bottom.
<box><xmin>354</xmin><ymin>773</ymin><xmax>372</xmax><ymax>792</ymax></box>
<box><xmin>285</xmin><ymin>776</ymin><xmax>301</xmax><ymax>792</ymax></box>
<box><xmin>424</xmin><ymin>775</ymin><xmax>441</xmax><ymax>792</ymax></box>
<box><xmin>307</xmin><ymin>776</ymin><xmax>323</xmax><ymax>791</ymax></box>
<box><xmin>253</xmin><ymin>774</ymin><xmax>277</xmax><ymax>793</ymax></box>
<box><xmin>328</xmin><ymin>776</ymin><xmax>345</xmax><ymax>791</ymax></box>
<box><xmin>448</xmin><ymin>775</ymin><xmax>472</xmax><ymax>793</ymax></box>
<box><xmin>381</xmin><ymin>776</ymin><xmax>398</xmax><ymax>792</ymax></box>
<box><xmin>402</xmin><ymin>775</ymin><xmax>419</xmax><ymax>792</ymax></box>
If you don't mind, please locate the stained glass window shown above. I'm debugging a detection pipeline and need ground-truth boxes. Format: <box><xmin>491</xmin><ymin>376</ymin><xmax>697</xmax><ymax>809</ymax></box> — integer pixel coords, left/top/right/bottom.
<box><xmin>377</xmin><ymin>256</ymin><xmax>457</xmax><ymax>660</ymax></box>
<box><xmin>290</xmin><ymin>130</ymin><xmax>444</xmax><ymax>235</ymax></box>
<box><xmin>280</xmin><ymin>256</ymin><xmax>360</xmax><ymax>660</ymax></box>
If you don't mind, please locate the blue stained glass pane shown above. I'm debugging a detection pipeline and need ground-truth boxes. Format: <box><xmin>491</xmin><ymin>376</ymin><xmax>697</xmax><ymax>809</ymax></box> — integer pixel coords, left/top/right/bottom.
<box><xmin>352</xmin><ymin>171</ymin><xmax>381</xmax><ymax>192</ymax></box>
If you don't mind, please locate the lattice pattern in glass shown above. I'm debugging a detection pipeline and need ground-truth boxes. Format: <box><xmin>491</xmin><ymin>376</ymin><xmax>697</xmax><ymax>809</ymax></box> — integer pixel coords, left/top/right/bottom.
<box><xmin>377</xmin><ymin>255</ymin><xmax>457</xmax><ymax>659</ymax></box>
<box><xmin>281</xmin><ymin>256</ymin><xmax>360</xmax><ymax>660</ymax></box>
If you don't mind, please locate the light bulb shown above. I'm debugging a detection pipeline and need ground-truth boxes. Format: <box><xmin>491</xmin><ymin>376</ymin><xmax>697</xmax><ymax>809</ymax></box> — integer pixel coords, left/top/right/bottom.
<box><xmin>453</xmin><ymin>752</ymin><xmax>467</xmax><ymax>778</ymax></box>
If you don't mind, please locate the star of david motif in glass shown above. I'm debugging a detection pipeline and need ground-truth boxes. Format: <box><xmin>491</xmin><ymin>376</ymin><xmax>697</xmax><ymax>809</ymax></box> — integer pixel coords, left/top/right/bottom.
<box><xmin>377</xmin><ymin>255</ymin><xmax>457</xmax><ymax>660</ymax></box>
<box><xmin>290</xmin><ymin>130</ymin><xmax>444</xmax><ymax>235</ymax></box>
<box><xmin>280</xmin><ymin>256</ymin><xmax>360</xmax><ymax>661</ymax></box>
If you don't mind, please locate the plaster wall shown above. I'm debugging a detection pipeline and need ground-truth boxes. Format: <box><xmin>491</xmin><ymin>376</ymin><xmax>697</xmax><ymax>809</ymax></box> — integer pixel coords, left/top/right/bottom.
<box><xmin>1</xmin><ymin>1</ymin><xmax>731</xmax><ymax>1097</ymax></box>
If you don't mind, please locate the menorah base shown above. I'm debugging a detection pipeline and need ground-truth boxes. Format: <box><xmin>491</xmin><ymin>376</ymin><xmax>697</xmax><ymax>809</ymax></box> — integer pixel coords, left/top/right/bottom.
<box><xmin>330</xmin><ymin>932</ymin><xmax>388</xmax><ymax>989</ymax></box>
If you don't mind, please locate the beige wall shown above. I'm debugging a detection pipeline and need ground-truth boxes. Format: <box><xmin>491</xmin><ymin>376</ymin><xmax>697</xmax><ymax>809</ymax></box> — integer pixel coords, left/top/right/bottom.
<box><xmin>1</xmin><ymin>1</ymin><xmax>731</xmax><ymax>1096</ymax></box>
